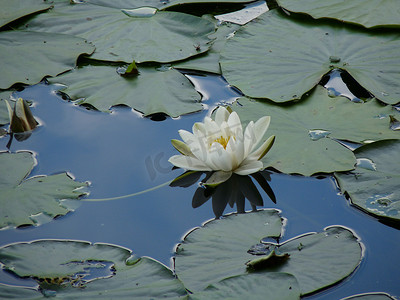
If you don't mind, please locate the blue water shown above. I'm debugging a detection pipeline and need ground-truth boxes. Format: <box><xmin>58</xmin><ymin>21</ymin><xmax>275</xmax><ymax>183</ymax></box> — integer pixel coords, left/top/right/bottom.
<box><xmin>0</xmin><ymin>74</ymin><xmax>399</xmax><ymax>299</ymax></box>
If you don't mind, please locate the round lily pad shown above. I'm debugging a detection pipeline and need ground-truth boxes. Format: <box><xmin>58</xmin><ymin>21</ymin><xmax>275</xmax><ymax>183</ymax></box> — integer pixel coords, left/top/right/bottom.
<box><xmin>0</xmin><ymin>0</ymin><xmax>51</xmax><ymax>29</ymax></box>
<box><xmin>0</xmin><ymin>240</ymin><xmax>187</xmax><ymax>299</ymax></box>
<box><xmin>335</xmin><ymin>140</ymin><xmax>400</xmax><ymax>222</ymax></box>
<box><xmin>48</xmin><ymin>64</ymin><xmax>202</xmax><ymax>117</ymax></box>
<box><xmin>220</xmin><ymin>9</ymin><xmax>400</xmax><ymax>105</ymax></box>
<box><xmin>0</xmin><ymin>151</ymin><xmax>88</xmax><ymax>229</ymax></box>
<box><xmin>231</xmin><ymin>86</ymin><xmax>399</xmax><ymax>176</ymax></box>
<box><xmin>0</xmin><ymin>31</ymin><xmax>94</xmax><ymax>89</ymax></box>
<box><xmin>192</xmin><ymin>272</ymin><xmax>301</xmax><ymax>300</ymax></box>
<box><xmin>22</xmin><ymin>3</ymin><xmax>215</xmax><ymax>63</ymax></box>
<box><xmin>276</xmin><ymin>0</ymin><xmax>400</xmax><ymax>28</ymax></box>
<box><xmin>174</xmin><ymin>210</ymin><xmax>362</xmax><ymax>295</ymax></box>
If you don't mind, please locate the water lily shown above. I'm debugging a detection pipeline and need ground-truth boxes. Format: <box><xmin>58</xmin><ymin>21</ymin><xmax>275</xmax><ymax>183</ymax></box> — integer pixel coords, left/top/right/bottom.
<box><xmin>168</xmin><ymin>106</ymin><xmax>275</xmax><ymax>185</ymax></box>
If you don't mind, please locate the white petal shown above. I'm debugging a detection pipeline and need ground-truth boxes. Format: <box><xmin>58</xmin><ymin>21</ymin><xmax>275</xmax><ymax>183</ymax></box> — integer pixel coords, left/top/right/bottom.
<box><xmin>203</xmin><ymin>170</ymin><xmax>232</xmax><ymax>187</ymax></box>
<box><xmin>178</xmin><ymin>129</ymin><xmax>196</xmax><ymax>146</ymax></box>
<box><xmin>243</xmin><ymin>121</ymin><xmax>256</xmax><ymax>157</ymax></box>
<box><xmin>225</xmin><ymin>136</ymin><xmax>240</xmax><ymax>169</ymax></box>
<box><xmin>168</xmin><ymin>155</ymin><xmax>212</xmax><ymax>171</ymax></box>
<box><xmin>214</xmin><ymin>106</ymin><xmax>230</xmax><ymax>125</ymax></box>
<box><xmin>249</xmin><ymin>135</ymin><xmax>275</xmax><ymax>160</ymax></box>
<box><xmin>234</xmin><ymin>159</ymin><xmax>263</xmax><ymax>175</ymax></box>
<box><xmin>252</xmin><ymin>116</ymin><xmax>271</xmax><ymax>149</ymax></box>
<box><xmin>227</xmin><ymin>111</ymin><xmax>243</xmax><ymax>138</ymax></box>
<box><xmin>209</xmin><ymin>143</ymin><xmax>233</xmax><ymax>171</ymax></box>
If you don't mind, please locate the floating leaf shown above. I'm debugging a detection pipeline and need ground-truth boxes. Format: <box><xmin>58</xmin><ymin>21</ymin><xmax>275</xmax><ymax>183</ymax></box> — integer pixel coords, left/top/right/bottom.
<box><xmin>174</xmin><ymin>209</ymin><xmax>283</xmax><ymax>292</ymax></box>
<box><xmin>220</xmin><ymin>9</ymin><xmax>400</xmax><ymax>104</ymax></box>
<box><xmin>175</xmin><ymin>210</ymin><xmax>362</xmax><ymax>295</ymax></box>
<box><xmin>0</xmin><ymin>0</ymin><xmax>51</xmax><ymax>29</ymax></box>
<box><xmin>191</xmin><ymin>272</ymin><xmax>301</xmax><ymax>300</ymax></box>
<box><xmin>342</xmin><ymin>293</ymin><xmax>397</xmax><ymax>300</ymax></box>
<box><xmin>22</xmin><ymin>3</ymin><xmax>215</xmax><ymax>63</ymax></box>
<box><xmin>335</xmin><ymin>140</ymin><xmax>400</xmax><ymax>222</ymax></box>
<box><xmin>215</xmin><ymin>0</ymin><xmax>269</xmax><ymax>25</ymax></box>
<box><xmin>232</xmin><ymin>86</ymin><xmax>400</xmax><ymax>176</ymax></box>
<box><xmin>0</xmin><ymin>31</ymin><xmax>94</xmax><ymax>89</ymax></box>
<box><xmin>174</xmin><ymin>22</ymin><xmax>240</xmax><ymax>74</ymax></box>
<box><xmin>0</xmin><ymin>96</ymin><xmax>12</xmax><ymax>125</ymax></box>
<box><xmin>0</xmin><ymin>152</ymin><xmax>88</xmax><ymax>229</ymax></box>
<box><xmin>49</xmin><ymin>64</ymin><xmax>202</xmax><ymax>117</ymax></box>
<box><xmin>276</xmin><ymin>0</ymin><xmax>400</xmax><ymax>28</ymax></box>
<box><xmin>86</xmin><ymin>0</ymin><xmax>256</xmax><ymax>10</ymax></box>
<box><xmin>0</xmin><ymin>240</ymin><xmax>187</xmax><ymax>299</ymax></box>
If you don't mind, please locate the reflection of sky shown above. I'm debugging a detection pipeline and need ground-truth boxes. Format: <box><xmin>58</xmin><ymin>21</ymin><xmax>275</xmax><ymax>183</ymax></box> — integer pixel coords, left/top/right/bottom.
<box><xmin>0</xmin><ymin>76</ymin><xmax>399</xmax><ymax>299</ymax></box>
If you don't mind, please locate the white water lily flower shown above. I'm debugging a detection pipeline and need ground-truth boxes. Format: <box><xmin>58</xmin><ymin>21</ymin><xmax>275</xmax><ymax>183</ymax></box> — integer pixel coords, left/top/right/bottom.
<box><xmin>168</xmin><ymin>106</ymin><xmax>275</xmax><ymax>184</ymax></box>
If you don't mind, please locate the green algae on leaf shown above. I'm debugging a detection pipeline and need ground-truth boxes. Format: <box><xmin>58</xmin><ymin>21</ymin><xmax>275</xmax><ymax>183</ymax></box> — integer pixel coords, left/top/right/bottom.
<box><xmin>0</xmin><ymin>152</ymin><xmax>88</xmax><ymax>229</ymax></box>
<box><xmin>49</xmin><ymin>64</ymin><xmax>202</xmax><ymax>117</ymax></box>
<box><xmin>220</xmin><ymin>9</ymin><xmax>400</xmax><ymax>105</ymax></box>
<box><xmin>0</xmin><ymin>31</ymin><xmax>94</xmax><ymax>89</ymax></box>
<box><xmin>335</xmin><ymin>140</ymin><xmax>400</xmax><ymax>223</ymax></box>
<box><xmin>276</xmin><ymin>0</ymin><xmax>400</xmax><ymax>29</ymax></box>
<box><xmin>0</xmin><ymin>240</ymin><xmax>187</xmax><ymax>299</ymax></box>
<box><xmin>231</xmin><ymin>86</ymin><xmax>399</xmax><ymax>176</ymax></box>
<box><xmin>22</xmin><ymin>3</ymin><xmax>215</xmax><ymax>63</ymax></box>
<box><xmin>0</xmin><ymin>0</ymin><xmax>51</xmax><ymax>29</ymax></box>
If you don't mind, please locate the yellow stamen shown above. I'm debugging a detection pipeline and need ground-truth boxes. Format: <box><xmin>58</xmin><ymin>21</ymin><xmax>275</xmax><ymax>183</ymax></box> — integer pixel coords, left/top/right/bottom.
<box><xmin>212</xmin><ymin>136</ymin><xmax>231</xmax><ymax>149</ymax></box>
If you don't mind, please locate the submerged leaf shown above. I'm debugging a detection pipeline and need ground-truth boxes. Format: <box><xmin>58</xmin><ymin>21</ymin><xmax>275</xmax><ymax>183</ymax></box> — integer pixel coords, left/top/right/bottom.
<box><xmin>0</xmin><ymin>152</ymin><xmax>88</xmax><ymax>229</ymax></box>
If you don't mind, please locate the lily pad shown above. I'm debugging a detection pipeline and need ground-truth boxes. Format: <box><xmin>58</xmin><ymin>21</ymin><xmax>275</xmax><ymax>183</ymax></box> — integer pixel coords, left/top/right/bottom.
<box><xmin>48</xmin><ymin>64</ymin><xmax>202</xmax><ymax>117</ymax></box>
<box><xmin>174</xmin><ymin>209</ymin><xmax>283</xmax><ymax>292</ymax></box>
<box><xmin>220</xmin><ymin>9</ymin><xmax>400</xmax><ymax>105</ymax></box>
<box><xmin>0</xmin><ymin>151</ymin><xmax>88</xmax><ymax>229</ymax></box>
<box><xmin>174</xmin><ymin>210</ymin><xmax>362</xmax><ymax>295</ymax></box>
<box><xmin>191</xmin><ymin>272</ymin><xmax>301</xmax><ymax>300</ymax></box>
<box><xmin>276</xmin><ymin>0</ymin><xmax>400</xmax><ymax>28</ymax></box>
<box><xmin>0</xmin><ymin>31</ymin><xmax>94</xmax><ymax>89</ymax></box>
<box><xmin>174</xmin><ymin>22</ymin><xmax>240</xmax><ymax>74</ymax></box>
<box><xmin>22</xmin><ymin>3</ymin><xmax>215</xmax><ymax>63</ymax></box>
<box><xmin>335</xmin><ymin>140</ymin><xmax>400</xmax><ymax>222</ymax></box>
<box><xmin>232</xmin><ymin>86</ymin><xmax>400</xmax><ymax>176</ymax></box>
<box><xmin>0</xmin><ymin>97</ymin><xmax>12</xmax><ymax>125</ymax></box>
<box><xmin>0</xmin><ymin>284</ymin><xmax>41</xmax><ymax>299</ymax></box>
<box><xmin>0</xmin><ymin>0</ymin><xmax>51</xmax><ymax>29</ymax></box>
<box><xmin>0</xmin><ymin>240</ymin><xmax>187</xmax><ymax>299</ymax></box>
<box><xmin>86</xmin><ymin>0</ymin><xmax>256</xmax><ymax>10</ymax></box>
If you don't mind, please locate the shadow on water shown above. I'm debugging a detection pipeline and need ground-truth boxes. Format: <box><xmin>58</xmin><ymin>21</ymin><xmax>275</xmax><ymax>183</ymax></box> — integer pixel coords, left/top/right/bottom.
<box><xmin>0</xmin><ymin>74</ymin><xmax>399</xmax><ymax>299</ymax></box>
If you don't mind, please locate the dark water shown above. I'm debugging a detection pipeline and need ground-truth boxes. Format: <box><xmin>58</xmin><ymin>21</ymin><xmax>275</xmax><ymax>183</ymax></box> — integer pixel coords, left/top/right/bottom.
<box><xmin>0</xmin><ymin>74</ymin><xmax>399</xmax><ymax>299</ymax></box>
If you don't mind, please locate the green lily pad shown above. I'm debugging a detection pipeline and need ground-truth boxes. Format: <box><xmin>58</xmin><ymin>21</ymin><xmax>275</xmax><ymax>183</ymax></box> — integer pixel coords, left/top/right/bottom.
<box><xmin>191</xmin><ymin>272</ymin><xmax>301</xmax><ymax>300</ymax></box>
<box><xmin>342</xmin><ymin>293</ymin><xmax>396</xmax><ymax>300</ymax></box>
<box><xmin>0</xmin><ymin>0</ymin><xmax>51</xmax><ymax>29</ymax></box>
<box><xmin>232</xmin><ymin>86</ymin><xmax>400</xmax><ymax>176</ymax></box>
<box><xmin>0</xmin><ymin>31</ymin><xmax>94</xmax><ymax>89</ymax></box>
<box><xmin>174</xmin><ymin>209</ymin><xmax>283</xmax><ymax>292</ymax></box>
<box><xmin>0</xmin><ymin>96</ymin><xmax>12</xmax><ymax>125</ymax></box>
<box><xmin>22</xmin><ymin>3</ymin><xmax>215</xmax><ymax>63</ymax></box>
<box><xmin>86</xmin><ymin>0</ymin><xmax>256</xmax><ymax>10</ymax></box>
<box><xmin>0</xmin><ymin>240</ymin><xmax>187</xmax><ymax>299</ymax></box>
<box><xmin>276</xmin><ymin>0</ymin><xmax>400</xmax><ymax>28</ymax></box>
<box><xmin>174</xmin><ymin>22</ymin><xmax>240</xmax><ymax>74</ymax></box>
<box><xmin>0</xmin><ymin>284</ymin><xmax>41</xmax><ymax>299</ymax></box>
<box><xmin>0</xmin><ymin>151</ymin><xmax>88</xmax><ymax>229</ymax></box>
<box><xmin>335</xmin><ymin>140</ymin><xmax>400</xmax><ymax>222</ymax></box>
<box><xmin>48</xmin><ymin>64</ymin><xmax>202</xmax><ymax>117</ymax></box>
<box><xmin>174</xmin><ymin>210</ymin><xmax>362</xmax><ymax>295</ymax></box>
<box><xmin>220</xmin><ymin>9</ymin><xmax>400</xmax><ymax>105</ymax></box>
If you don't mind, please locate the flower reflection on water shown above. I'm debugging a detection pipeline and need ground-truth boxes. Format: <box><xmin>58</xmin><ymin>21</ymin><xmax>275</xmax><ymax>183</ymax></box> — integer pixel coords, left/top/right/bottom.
<box><xmin>170</xmin><ymin>170</ymin><xmax>276</xmax><ymax>218</ymax></box>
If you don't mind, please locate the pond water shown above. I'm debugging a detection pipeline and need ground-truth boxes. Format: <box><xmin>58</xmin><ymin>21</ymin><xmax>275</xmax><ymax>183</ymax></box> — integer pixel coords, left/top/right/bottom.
<box><xmin>0</xmin><ymin>73</ymin><xmax>399</xmax><ymax>299</ymax></box>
